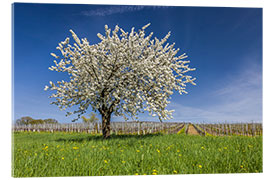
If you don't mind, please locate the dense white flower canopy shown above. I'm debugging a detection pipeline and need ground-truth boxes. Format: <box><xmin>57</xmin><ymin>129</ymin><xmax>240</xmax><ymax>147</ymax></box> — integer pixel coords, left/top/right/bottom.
<box><xmin>45</xmin><ymin>23</ymin><xmax>196</xmax><ymax>121</ymax></box>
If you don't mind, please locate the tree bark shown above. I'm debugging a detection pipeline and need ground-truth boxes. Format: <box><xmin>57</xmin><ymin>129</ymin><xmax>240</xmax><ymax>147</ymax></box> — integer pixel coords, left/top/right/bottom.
<box><xmin>101</xmin><ymin>112</ymin><xmax>111</xmax><ymax>139</ymax></box>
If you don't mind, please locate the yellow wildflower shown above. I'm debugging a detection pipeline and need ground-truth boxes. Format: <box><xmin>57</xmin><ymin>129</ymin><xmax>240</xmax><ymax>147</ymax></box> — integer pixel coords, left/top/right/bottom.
<box><xmin>240</xmin><ymin>165</ymin><xmax>243</xmax><ymax>168</ymax></box>
<box><xmin>152</xmin><ymin>172</ymin><xmax>157</xmax><ymax>175</ymax></box>
<box><xmin>104</xmin><ymin>160</ymin><xmax>108</xmax><ymax>163</ymax></box>
<box><xmin>201</xmin><ymin>146</ymin><xmax>205</xmax><ymax>150</ymax></box>
<box><xmin>177</xmin><ymin>149</ymin><xmax>180</xmax><ymax>152</ymax></box>
<box><xmin>72</xmin><ymin>146</ymin><xmax>79</xmax><ymax>150</ymax></box>
<box><xmin>198</xmin><ymin>165</ymin><xmax>202</xmax><ymax>168</ymax></box>
<box><xmin>224</xmin><ymin>147</ymin><xmax>227</xmax><ymax>150</ymax></box>
<box><xmin>122</xmin><ymin>161</ymin><xmax>126</xmax><ymax>164</ymax></box>
<box><xmin>136</xmin><ymin>150</ymin><xmax>140</xmax><ymax>152</ymax></box>
<box><xmin>156</xmin><ymin>149</ymin><xmax>160</xmax><ymax>153</ymax></box>
<box><xmin>61</xmin><ymin>157</ymin><xmax>64</xmax><ymax>160</ymax></box>
<box><xmin>135</xmin><ymin>173</ymin><xmax>139</xmax><ymax>175</ymax></box>
<box><xmin>173</xmin><ymin>170</ymin><xmax>178</xmax><ymax>174</ymax></box>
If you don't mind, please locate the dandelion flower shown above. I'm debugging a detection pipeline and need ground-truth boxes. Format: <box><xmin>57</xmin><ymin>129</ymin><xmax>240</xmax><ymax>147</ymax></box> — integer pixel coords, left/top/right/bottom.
<box><xmin>104</xmin><ymin>160</ymin><xmax>108</xmax><ymax>163</ymax></box>
<box><xmin>173</xmin><ymin>170</ymin><xmax>178</xmax><ymax>174</ymax></box>
<box><xmin>135</xmin><ymin>173</ymin><xmax>139</xmax><ymax>175</ymax></box>
<box><xmin>73</xmin><ymin>146</ymin><xmax>79</xmax><ymax>150</ymax></box>
<box><xmin>156</xmin><ymin>149</ymin><xmax>160</xmax><ymax>153</ymax></box>
<box><xmin>61</xmin><ymin>157</ymin><xmax>64</xmax><ymax>160</ymax></box>
<box><xmin>198</xmin><ymin>165</ymin><xmax>202</xmax><ymax>168</ymax></box>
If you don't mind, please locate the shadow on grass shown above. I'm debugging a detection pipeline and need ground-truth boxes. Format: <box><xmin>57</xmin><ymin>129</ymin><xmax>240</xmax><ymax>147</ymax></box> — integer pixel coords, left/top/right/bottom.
<box><xmin>55</xmin><ymin>133</ymin><xmax>163</xmax><ymax>143</ymax></box>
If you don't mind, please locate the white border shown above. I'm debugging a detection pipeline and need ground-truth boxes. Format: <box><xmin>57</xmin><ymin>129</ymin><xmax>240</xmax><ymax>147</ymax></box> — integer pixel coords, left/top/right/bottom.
<box><xmin>1</xmin><ymin>0</ymin><xmax>268</xmax><ymax>180</ymax></box>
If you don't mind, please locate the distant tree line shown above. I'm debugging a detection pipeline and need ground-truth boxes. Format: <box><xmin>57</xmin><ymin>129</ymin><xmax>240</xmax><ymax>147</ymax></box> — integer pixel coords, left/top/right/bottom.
<box><xmin>15</xmin><ymin>116</ymin><xmax>59</xmax><ymax>125</ymax></box>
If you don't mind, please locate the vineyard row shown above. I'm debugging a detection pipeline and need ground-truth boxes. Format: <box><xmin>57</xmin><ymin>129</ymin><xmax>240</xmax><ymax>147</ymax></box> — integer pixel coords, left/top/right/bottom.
<box><xmin>12</xmin><ymin>122</ymin><xmax>262</xmax><ymax>136</ymax></box>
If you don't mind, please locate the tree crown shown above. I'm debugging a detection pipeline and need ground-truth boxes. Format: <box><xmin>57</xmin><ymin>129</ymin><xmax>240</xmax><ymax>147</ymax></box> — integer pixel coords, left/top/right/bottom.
<box><xmin>45</xmin><ymin>23</ymin><xmax>196</xmax><ymax>121</ymax></box>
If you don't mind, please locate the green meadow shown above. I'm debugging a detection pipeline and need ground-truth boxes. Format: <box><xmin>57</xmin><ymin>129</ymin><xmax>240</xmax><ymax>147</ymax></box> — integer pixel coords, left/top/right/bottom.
<box><xmin>12</xmin><ymin>132</ymin><xmax>262</xmax><ymax>177</ymax></box>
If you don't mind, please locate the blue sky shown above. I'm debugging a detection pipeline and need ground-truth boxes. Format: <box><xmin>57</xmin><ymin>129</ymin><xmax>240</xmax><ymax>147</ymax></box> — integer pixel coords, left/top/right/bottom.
<box><xmin>13</xmin><ymin>3</ymin><xmax>262</xmax><ymax>124</ymax></box>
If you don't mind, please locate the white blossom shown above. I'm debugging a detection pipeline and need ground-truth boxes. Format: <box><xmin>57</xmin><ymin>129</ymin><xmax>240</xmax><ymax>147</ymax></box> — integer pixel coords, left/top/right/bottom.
<box><xmin>45</xmin><ymin>24</ymin><xmax>196</xmax><ymax>122</ymax></box>
<box><xmin>44</xmin><ymin>85</ymin><xmax>49</xmax><ymax>91</ymax></box>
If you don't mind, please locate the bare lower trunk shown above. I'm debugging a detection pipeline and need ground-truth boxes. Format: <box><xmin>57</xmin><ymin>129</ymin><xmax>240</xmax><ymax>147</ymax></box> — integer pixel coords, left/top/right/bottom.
<box><xmin>102</xmin><ymin>112</ymin><xmax>111</xmax><ymax>139</ymax></box>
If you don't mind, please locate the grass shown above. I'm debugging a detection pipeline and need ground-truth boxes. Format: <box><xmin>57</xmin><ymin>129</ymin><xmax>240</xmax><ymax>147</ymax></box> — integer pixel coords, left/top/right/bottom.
<box><xmin>12</xmin><ymin>132</ymin><xmax>262</xmax><ymax>177</ymax></box>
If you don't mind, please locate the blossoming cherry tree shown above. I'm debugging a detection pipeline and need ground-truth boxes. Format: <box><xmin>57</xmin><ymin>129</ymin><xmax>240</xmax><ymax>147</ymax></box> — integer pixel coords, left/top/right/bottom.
<box><xmin>45</xmin><ymin>24</ymin><xmax>196</xmax><ymax>138</ymax></box>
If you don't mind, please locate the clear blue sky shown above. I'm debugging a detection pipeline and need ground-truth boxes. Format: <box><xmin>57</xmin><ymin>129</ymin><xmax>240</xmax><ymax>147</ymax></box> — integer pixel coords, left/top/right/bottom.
<box><xmin>13</xmin><ymin>3</ymin><xmax>262</xmax><ymax>124</ymax></box>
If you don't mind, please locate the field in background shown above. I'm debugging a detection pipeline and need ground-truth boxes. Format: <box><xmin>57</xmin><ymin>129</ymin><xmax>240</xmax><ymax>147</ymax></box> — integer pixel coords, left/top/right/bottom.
<box><xmin>12</xmin><ymin>132</ymin><xmax>262</xmax><ymax>177</ymax></box>
<box><xmin>12</xmin><ymin>122</ymin><xmax>263</xmax><ymax>136</ymax></box>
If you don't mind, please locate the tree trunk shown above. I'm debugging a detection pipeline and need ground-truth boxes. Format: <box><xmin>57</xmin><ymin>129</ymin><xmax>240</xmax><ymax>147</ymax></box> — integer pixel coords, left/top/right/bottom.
<box><xmin>101</xmin><ymin>112</ymin><xmax>111</xmax><ymax>139</ymax></box>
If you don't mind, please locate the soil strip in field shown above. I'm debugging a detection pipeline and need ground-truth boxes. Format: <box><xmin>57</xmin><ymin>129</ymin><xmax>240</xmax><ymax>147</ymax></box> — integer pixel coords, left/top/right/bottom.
<box><xmin>187</xmin><ymin>124</ymin><xmax>200</xmax><ymax>135</ymax></box>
